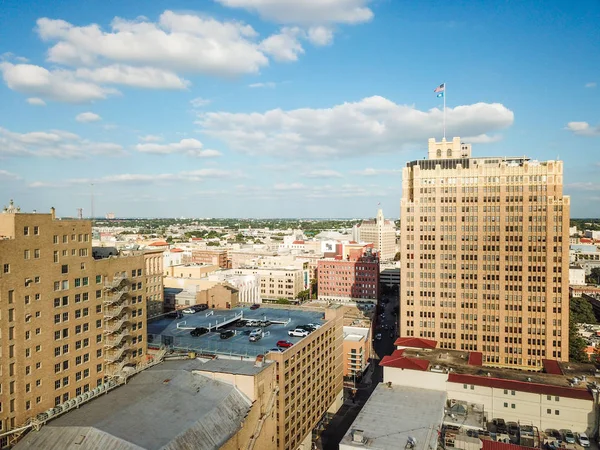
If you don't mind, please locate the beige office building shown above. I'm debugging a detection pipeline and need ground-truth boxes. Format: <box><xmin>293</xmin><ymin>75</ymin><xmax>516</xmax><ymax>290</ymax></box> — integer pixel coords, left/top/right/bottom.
<box><xmin>399</xmin><ymin>138</ymin><xmax>570</xmax><ymax>371</ymax></box>
<box><xmin>234</xmin><ymin>267</ymin><xmax>305</xmax><ymax>301</ymax></box>
<box><xmin>0</xmin><ymin>203</ymin><xmax>146</xmax><ymax>446</ymax></box>
<box><xmin>356</xmin><ymin>208</ymin><xmax>397</xmax><ymax>261</ymax></box>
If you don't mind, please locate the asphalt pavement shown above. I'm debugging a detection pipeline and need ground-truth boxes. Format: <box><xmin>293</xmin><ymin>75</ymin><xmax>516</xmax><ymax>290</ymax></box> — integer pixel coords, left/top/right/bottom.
<box><xmin>317</xmin><ymin>291</ymin><xmax>399</xmax><ymax>450</ymax></box>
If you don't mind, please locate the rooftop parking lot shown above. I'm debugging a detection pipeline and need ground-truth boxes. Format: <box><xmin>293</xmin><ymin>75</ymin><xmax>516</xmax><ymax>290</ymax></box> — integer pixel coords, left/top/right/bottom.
<box><xmin>148</xmin><ymin>306</ymin><xmax>325</xmax><ymax>357</ymax></box>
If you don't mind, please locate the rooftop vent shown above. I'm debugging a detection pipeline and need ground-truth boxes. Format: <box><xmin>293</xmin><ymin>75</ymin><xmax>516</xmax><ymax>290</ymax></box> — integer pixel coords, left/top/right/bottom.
<box><xmin>352</xmin><ymin>429</ymin><xmax>365</xmax><ymax>443</ymax></box>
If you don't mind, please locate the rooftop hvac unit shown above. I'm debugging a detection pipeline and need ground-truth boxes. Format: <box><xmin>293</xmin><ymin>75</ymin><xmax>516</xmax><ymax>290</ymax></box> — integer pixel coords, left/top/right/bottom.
<box><xmin>68</xmin><ymin>399</ymin><xmax>78</xmax><ymax>408</ymax></box>
<box><xmin>75</xmin><ymin>395</ymin><xmax>85</xmax><ymax>404</ymax></box>
<box><xmin>53</xmin><ymin>406</ymin><xmax>64</xmax><ymax>414</ymax></box>
<box><xmin>36</xmin><ymin>412</ymin><xmax>49</xmax><ymax>421</ymax></box>
<box><xmin>91</xmin><ymin>387</ymin><xmax>101</xmax><ymax>396</ymax></box>
<box><xmin>60</xmin><ymin>401</ymin><xmax>72</xmax><ymax>411</ymax></box>
<box><xmin>82</xmin><ymin>392</ymin><xmax>91</xmax><ymax>401</ymax></box>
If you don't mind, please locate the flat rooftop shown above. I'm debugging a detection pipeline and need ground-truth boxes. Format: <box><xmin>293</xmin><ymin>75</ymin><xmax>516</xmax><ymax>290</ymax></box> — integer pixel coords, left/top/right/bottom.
<box><xmin>15</xmin><ymin>360</ymin><xmax>258</xmax><ymax>450</ymax></box>
<box><xmin>399</xmin><ymin>347</ymin><xmax>599</xmax><ymax>390</ymax></box>
<box><xmin>148</xmin><ymin>306</ymin><xmax>325</xmax><ymax>357</ymax></box>
<box><xmin>339</xmin><ymin>384</ymin><xmax>446</xmax><ymax>450</ymax></box>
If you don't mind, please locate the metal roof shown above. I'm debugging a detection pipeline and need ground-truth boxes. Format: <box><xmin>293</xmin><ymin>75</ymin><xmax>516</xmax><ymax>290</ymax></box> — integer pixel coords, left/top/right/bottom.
<box><xmin>15</xmin><ymin>363</ymin><xmax>252</xmax><ymax>450</ymax></box>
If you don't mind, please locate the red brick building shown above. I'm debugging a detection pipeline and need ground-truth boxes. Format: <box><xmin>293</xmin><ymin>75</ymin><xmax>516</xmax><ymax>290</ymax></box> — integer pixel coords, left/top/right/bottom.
<box><xmin>191</xmin><ymin>249</ymin><xmax>229</xmax><ymax>268</ymax></box>
<box><xmin>317</xmin><ymin>249</ymin><xmax>379</xmax><ymax>304</ymax></box>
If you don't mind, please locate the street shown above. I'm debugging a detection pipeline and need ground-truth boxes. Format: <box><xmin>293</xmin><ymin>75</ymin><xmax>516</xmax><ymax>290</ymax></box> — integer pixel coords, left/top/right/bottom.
<box><xmin>317</xmin><ymin>291</ymin><xmax>398</xmax><ymax>450</ymax></box>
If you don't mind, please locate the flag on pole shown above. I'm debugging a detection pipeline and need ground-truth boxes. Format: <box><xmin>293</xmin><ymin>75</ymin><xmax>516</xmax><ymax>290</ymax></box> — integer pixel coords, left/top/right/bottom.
<box><xmin>434</xmin><ymin>83</ymin><xmax>445</xmax><ymax>93</ymax></box>
<box><xmin>437</xmin><ymin>92</ymin><xmax>444</xmax><ymax>98</ymax></box>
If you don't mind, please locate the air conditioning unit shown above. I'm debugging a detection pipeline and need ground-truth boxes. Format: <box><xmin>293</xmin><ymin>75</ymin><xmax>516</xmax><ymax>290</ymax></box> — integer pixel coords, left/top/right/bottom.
<box><xmin>36</xmin><ymin>412</ymin><xmax>49</xmax><ymax>421</ymax></box>
<box><xmin>53</xmin><ymin>405</ymin><xmax>64</xmax><ymax>414</ymax></box>
<box><xmin>82</xmin><ymin>392</ymin><xmax>91</xmax><ymax>401</ymax></box>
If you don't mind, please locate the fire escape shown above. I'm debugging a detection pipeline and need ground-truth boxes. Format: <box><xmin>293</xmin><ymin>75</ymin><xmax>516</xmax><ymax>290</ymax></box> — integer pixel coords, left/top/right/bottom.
<box><xmin>103</xmin><ymin>276</ymin><xmax>134</xmax><ymax>378</ymax></box>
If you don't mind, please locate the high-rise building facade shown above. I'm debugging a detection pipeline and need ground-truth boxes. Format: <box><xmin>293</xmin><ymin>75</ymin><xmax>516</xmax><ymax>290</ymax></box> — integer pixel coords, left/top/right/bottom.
<box><xmin>400</xmin><ymin>138</ymin><xmax>570</xmax><ymax>370</ymax></box>
<box><xmin>0</xmin><ymin>203</ymin><xmax>146</xmax><ymax>444</ymax></box>
<box><xmin>355</xmin><ymin>208</ymin><xmax>397</xmax><ymax>261</ymax></box>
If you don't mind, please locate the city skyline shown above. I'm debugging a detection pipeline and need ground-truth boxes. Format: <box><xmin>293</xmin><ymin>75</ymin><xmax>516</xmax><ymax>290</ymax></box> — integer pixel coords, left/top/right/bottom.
<box><xmin>0</xmin><ymin>1</ymin><xmax>599</xmax><ymax>218</ymax></box>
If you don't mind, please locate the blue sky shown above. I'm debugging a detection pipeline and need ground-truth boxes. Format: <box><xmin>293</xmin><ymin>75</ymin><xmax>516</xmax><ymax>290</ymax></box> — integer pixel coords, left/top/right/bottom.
<box><xmin>0</xmin><ymin>0</ymin><xmax>598</xmax><ymax>218</ymax></box>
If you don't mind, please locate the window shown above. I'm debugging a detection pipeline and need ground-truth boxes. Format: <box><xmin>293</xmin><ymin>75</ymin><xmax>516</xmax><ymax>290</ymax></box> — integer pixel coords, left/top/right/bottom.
<box><xmin>96</xmin><ymin>275</ymin><xmax>102</xmax><ymax>284</ymax></box>
<box><xmin>24</xmin><ymin>249</ymin><xmax>30</xmax><ymax>260</ymax></box>
<box><xmin>547</xmin><ymin>395</ymin><xmax>551</xmax><ymax>401</ymax></box>
<box><xmin>53</xmin><ymin>251</ymin><xmax>59</xmax><ymax>263</ymax></box>
<box><xmin>54</xmin><ymin>380</ymin><xmax>61</xmax><ymax>390</ymax></box>
<box><xmin>75</xmin><ymin>278</ymin><xmax>81</xmax><ymax>288</ymax></box>
<box><xmin>53</xmin><ymin>235</ymin><xmax>58</xmax><ymax>244</ymax></box>
<box><xmin>34</xmin><ymin>249</ymin><xmax>40</xmax><ymax>259</ymax></box>
<box><xmin>555</xmin><ymin>410</ymin><xmax>559</xmax><ymax>415</ymax></box>
<box><xmin>511</xmin><ymin>404</ymin><xmax>515</xmax><ymax>409</ymax></box>
<box><xmin>82</xmin><ymin>277</ymin><xmax>89</xmax><ymax>286</ymax></box>
<box><xmin>83</xmin><ymin>307</ymin><xmax>89</xmax><ymax>316</ymax></box>
<box><xmin>24</xmin><ymin>226</ymin><xmax>29</xmax><ymax>236</ymax></box>
<box><xmin>555</xmin><ymin>396</ymin><xmax>559</xmax><ymax>402</ymax></box>
<box><xmin>61</xmin><ymin>265</ymin><xmax>68</xmax><ymax>274</ymax></box>
<box><xmin>34</xmin><ymin>226</ymin><xmax>39</xmax><ymax>235</ymax></box>
<box><xmin>3</xmin><ymin>264</ymin><xmax>9</xmax><ymax>274</ymax></box>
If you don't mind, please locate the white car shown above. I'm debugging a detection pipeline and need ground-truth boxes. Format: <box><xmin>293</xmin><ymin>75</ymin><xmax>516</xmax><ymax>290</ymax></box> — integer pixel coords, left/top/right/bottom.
<box><xmin>306</xmin><ymin>323</ymin><xmax>321</xmax><ymax>329</ymax></box>
<box><xmin>578</xmin><ymin>433</ymin><xmax>590</xmax><ymax>447</ymax></box>
<box><xmin>182</xmin><ymin>308</ymin><xmax>196</xmax><ymax>314</ymax></box>
<box><xmin>288</xmin><ymin>328</ymin><xmax>309</xmax><ymax>337</ymax></box>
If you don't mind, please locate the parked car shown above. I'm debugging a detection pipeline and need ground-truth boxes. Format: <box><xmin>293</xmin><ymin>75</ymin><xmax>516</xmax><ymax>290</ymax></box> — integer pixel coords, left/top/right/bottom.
<box><xmin>491</xmin><ymin>418</ymin><xmax>507</xmax><ymax>434</ymax></box>
<box><xmin>560</xmin><ymin>430</ymin><xmax>575</xmax><ymax>444</ymax></box>
<box><xmin>306</xmin><ymin>323</ymin><xmax>321</xmax><ymax>329</ymax></box>
<box><xmin>246</xmin><ymin>319</ymin><xmax>260</xmax><ymax>326</ymax></box>
<box><xmin>545</xmin><ymin>429</ymin><xmax>561</xmax><ymax>441</ymax></box>
<box><xmin>288</xmin><ymin>328</ymin><xmax>309</xmax><ymax>337</ymax></box>
<box><xmin>375</xmin><ymin>333</ymin><xmax>382</xmax><ymax>341</ymax></box>
<box><xmin>578</xmin><ymin>433</ymin><xmax>590</xmax><ymax>447</ymax></box>
<box><xmin>259</xmin><ymin>320</ymin><xmax>271</xmax><ymax>327</ymax></box>
<box><xmin>165</xmin><ymin>311</ymin><xmax>182</xmax><ymax>319</ymax></box>
<box><xmin>220</xmin><ymin>330</ymin><xmax>235</xmax><ymax>339</ymax></box>
<box><xmin>507</xmin><ymin>422</ymin><xmax>519</xmax><ymax>443</ymax></box>
<box><xmin>190</xmin><ymin>327</ymin><xmax>209</xmax><ymax>337</ymax></box>
<box><xmin>193</xmin><ymin>304</ymin><xmax>208</xmax><ymax>311</ymax></box>
<box><xmin>298</xmin><ymin>325</ymin><xmax>316</xmax><ymax>332</ymax></box>
<box><xmin>235</xmin><ymin>320</ymin><xmax>247</xmax><ymax>327</ymax></box>
<box><xmin>250</xmin><ymin>304</ymin><xmax>260</xmax><ymax>310</ymax></box>
<box><xmin>277</xmin><ymin>340</ymin><xmax>293</xmax><ymax>348</ymax></box>
<box><xmin>269</xmin><ymin>348</ymin><xmax>283</xmax><ymax>353</ymax></box>
<box><xmin>249</xmin><ymin>329</ymin><xmax>262</xmax><ymax>342</ymax></box>
<box><xmin>182</xmin><ymin>308</ymin><xmax>196</xmax><ymax>314</ymax></box>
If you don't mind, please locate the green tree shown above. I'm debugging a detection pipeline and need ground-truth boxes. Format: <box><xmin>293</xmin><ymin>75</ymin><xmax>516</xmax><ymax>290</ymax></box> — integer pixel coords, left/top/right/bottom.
<box><xmin>166</xmin><ymin>235</ymin><xmax>173</xmax><ymax>244</ymax></box>
<box><xmin>276</xmin><ymin>298</ymin><xmax>291</xmax><ymax>304</ymax></box>
<box><xmin>296</xmin><ymin>289</ymin><xmax>310</xmax><ymax>302</ymax></box>
<box><xmin>393</xmin><ymin>252</ymin><xmax>401</xmax><ymax>261</ymax></box>
<box><xmin>570</xmin><ymin>297</ymin><xmax>597</xmax><ymax>324</ymax></box>
<box><xmin>569</xmin><ymin>317</ymin><xmax>589</xmax><ymax>363</ymax></box>
<box><xmin>310</xmin><ymin>279</ymin><xmax>318</xmax><ymax>299</ymax></box>
<box><xmin>590</xmin><ymin>268</ymin><xmax>600</xmax><ymax>285</ymax></box>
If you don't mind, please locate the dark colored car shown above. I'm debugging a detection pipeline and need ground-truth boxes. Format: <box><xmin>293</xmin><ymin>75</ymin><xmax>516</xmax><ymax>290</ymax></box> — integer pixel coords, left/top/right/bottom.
<box><xmin>492</xmin><ymin>418</ymin><xmax>507</xmax><ymax>434</ymax></box>
<box><xmin>166</xmin><ymin>311</ymin><xmax>182</xmax><ymax>319</ymax></box>
<box><xmin>545</xmin><ymin>429</ymin><xmax>561</xmax><ymax>441</ymax></box>
<box><xmin>220</xmin><ymin>330</ymin><xmax>235</xmax><ymax>339</ymax></box>
<box><xmin>507</xmin><ymin>422</ymin><xmax>519</xmax><ymax>443</ymax></box>
<box><xmin>250</xmin><ymin>304</ymin><xmax>260</xmax><ymax>310</ymax></box>
<box><xmin>235</xmin><ymin>320</ymin><xmax>248</xmax><ymax>327</ymax></box>
<box><xmin>298</xmin><ymin>325</ymin><xmax>316</xmax><ymax>332</ymax></box>
<box><xmin>190</xmin><ymin>327</ymin><xmax>209</xmax><ymax>337</ymax></box>
<box><xmin>193</xmin><ymin>304</ymin><xmax>208</xmax><ymax>312</ymax></box>
<box><xmin>277</xmin><ymin>340</ymin><xmax>294</xmax><ymax>348</ymax></box>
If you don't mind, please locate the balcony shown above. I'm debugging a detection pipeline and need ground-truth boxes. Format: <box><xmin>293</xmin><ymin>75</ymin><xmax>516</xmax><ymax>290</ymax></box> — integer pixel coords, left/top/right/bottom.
<box><xmin>104</xmin><ymin>304</ymin><xmax>130</xmax><ymax>319</ymax></box>
<box><xmin>104</xmin><ymin>316</ymin><xmax>130</xmax><ymax>334</ymax></box>
<box><xmin>103</xmin><ymin>287</ymin><xmax>130</xmax><ymax>305</ymax></box>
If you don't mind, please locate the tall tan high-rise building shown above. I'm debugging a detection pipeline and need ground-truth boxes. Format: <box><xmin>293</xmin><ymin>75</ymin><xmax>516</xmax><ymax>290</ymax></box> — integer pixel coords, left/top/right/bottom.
<box><xmin>355</xmin><ymin>208</ymin><xmax>397</xmax><ymax>261</ymax></box>
<box><xmin>400</xmin><ymin>138</ymin><xmax>570</xmax><ymax>371</ymax></box>
<box><xmin>0</xmin><ymin>202</ymin><xmax>146</xmax><ymax>446</ymax></box>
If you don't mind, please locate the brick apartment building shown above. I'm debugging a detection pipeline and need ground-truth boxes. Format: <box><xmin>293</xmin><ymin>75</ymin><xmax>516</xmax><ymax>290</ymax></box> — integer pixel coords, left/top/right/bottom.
<box><xmin>191</xmin><ymin>249</ymin><xmax>229</xmax><ymax>268</ymax></box>
<box><xmin>317</xmin><ymin>248</ymin><xmax>380</xmax><ymax>304</ymax></box>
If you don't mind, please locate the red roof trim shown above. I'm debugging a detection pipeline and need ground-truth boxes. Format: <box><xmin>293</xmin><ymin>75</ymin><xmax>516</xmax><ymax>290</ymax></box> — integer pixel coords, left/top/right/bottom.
<box><xmin>542</xmin><ymin>359</ymin><xmax>564</xmax><ymax>375</ymax></box>
<box><xmin>468</xmin><ymin>352</ymin><xmax>483</xmax><ymax>366</ymax></box>
<box><xmin>394</xmin><ymin>337</ymin><xmax>438</xmax><ymax>350</ymax></box>
<box><xmin>448</xmin><ymin>373</ymin><xmax>593</xmax><ymax>401</ymax></box>
<box><xmin>482</xmin><ymin>439</ymin><xmax>532</xmax><ymax>450</ymax></box>
<box><xmin>149</xmin><ymin>241</ymin><xmax>168</xmax><ymax>246</ymax></box>
<box><xmin>380</xmin><ymin>355</ymin><xmax>430</xmax><ymax>371</ymax></box>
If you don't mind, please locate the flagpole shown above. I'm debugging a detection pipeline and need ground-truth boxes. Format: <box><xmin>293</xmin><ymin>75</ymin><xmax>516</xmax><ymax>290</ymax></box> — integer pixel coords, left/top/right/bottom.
<box><xmin>443</xmin><ymin>82</ymin><xmax>446</xmax><ymax>140</ymax></box>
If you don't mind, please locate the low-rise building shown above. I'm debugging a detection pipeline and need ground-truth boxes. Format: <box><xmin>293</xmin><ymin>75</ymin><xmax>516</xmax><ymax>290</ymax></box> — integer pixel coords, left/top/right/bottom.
<box><xmin>233</xmin><ymin>266</ymin><xmax>305</xmax><ymax>301</ymax></box>
<box><xmin>166</xmin><ymin>263</ymin><xmax>219</xmax><ymax>279</ymax></box>
<box><xmin>379</xmin><ymin>263</ymin><xmax>400</xmax><ymax>289</ymax></box>
<box><xmin>191</xmin><ymin>248</ymin><xmax>229</xmax><ymax>268</ymax></box>
<box><xmin>343</xmin><ymin>326</ymin><xmax>372</xmax><ymax>380</ymax></box>
<box><xmin>569</xmin><ymin>265</ymin><xmax>586</xmax><ymax>286</ymax></box>
<box><xmin>207</xmin><ymin>271</ymin><xmax>261</xmax><ymax>304</ymax></box>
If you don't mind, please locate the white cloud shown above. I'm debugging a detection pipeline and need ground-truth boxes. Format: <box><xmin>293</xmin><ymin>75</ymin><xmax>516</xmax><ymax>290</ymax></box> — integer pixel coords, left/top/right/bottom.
<box><xmin>190</xmin><ymin>97</ymin><xmax>211</xmax><ymax>108</ymax></box>
<box><xmin>274</xmin><ymin>182</ymin><xmax>306</xmax><ymax>190</ymax></box>
<box><xmin>0</xmin><ymin>62</ymin><xmax>117</xmax><ymax>103</ymax></box>
<box><xmin>214</xmin><ymin>0</ymin><xmax>374</xmax><ymax>25</ymax></box>
<box><xmin>75</xmin><ymin>65</ymin><xmax>189</xmax><ymax>89</ymax></box>
<box><xmin>0</xmin><ymin>170</ymin><xmax>21</xmax><ymax>180</ymax></box>
<box><xmin>259</xmin><ymin>27</ymin><xmax>304</xmax><ymax>62</ymax></box>
<box><xmin>248</xmin><ymin>81</ymin><xmax>277</xmax><ymax>88</ymax></box>
<box><xmin>29</xmin><ymin>168</ymin><xmax>240</xmax><ymax>187</ymax></box>
<box><xmin>135</xmin><ymin>138</ymin><xmax>222</xmax><ymax>157</ymax></box>
<box><xmin>76</xmin><ymin>112</ymin><xmax>101</xmax><ymax>123</ymax></box>
<box><xmin>307</xmin><ymin>26</ymin><xmax>334</xmax><ymax>46</ymax></box>
<box><xmin>303</xmin><ymin>169</ymin><xmax>343</xmax><ymax>178</ymax></box>
<box><xmin>0</xmin><ymin>126</ymin><xmax>124</xmax><ymax>158</ymax></box>
<box><xmin>462</xmin><ymin>133</ymin><xmax>503</xmax><ymax>144</ymax></box>
<box><xmin>585</xmin><ymin>82</ymin><xmax>596</xmax><ymax>88</ymax></box>
<box><xmin>351</xmin><ymin>168</ymin><xmax>402</xmax><ymax>176</ymax></box>
<box><xmin>565</xmin><ymin>121</ymin><xmax>600</xmax><ymax>136</ymax></box>
<box><xmin>197</xmin><ymin>96</ymin><xmax>515</xmax><ymax>158</ymax></box>
<box><xmin>139</xmin><ymin>134</ymin><xmax>163</xmax><ymax>142</ymax></box>
<box><xmin>36</xmin><ymin>12</ymin><xmax>269</xmax><ymax>76</ymax></box>
<box><xmin>26</xmin><ymin>97</ymin><xmax>46</xmax><ymax>106</ymax></box>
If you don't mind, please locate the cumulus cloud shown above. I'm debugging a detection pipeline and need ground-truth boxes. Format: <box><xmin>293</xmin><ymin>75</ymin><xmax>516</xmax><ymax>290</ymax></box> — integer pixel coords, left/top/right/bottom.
<box><xmin>197</xmin><ymin>96</ymin><xmax>515</xmax><ymax>158</ymax></box>
<box><xmin>75</xmin><ymin>65</ymin><xmax>189</xmax><ymax>89</ymax></box>
<box><xmin>259</xmin><ymin>27</ymin><xmax>305</xmax><ymax>61</ymax></box>
<box><xmin>307</xmin><ymin>26</ymin><xmax>334</xmax><ymax>45</ymax></box>
<box><xmin>249</xmin><ymin>81</ymin><xmax>276</xmax><ymax>88</ymax></box>
<box><xmin>351</xmin><ymin>168</ymin><xmax>402</xmax><ymax>176</ymax></box>
<box><xmin>75</xmin><ymin>112</ymin><xmax>101</xmax><ymax>123</ymax></box>
<box><xmin>29</xmin><ymin>168</ymin><xmax>240</xmax><ymax>188</ymax></box>
<box><xmin>0</xmin><ymin>126</ymin><xmax>124</xmax><ymax>158</ymax></box>
<box><xmin>36</xmin><ymin>12</ymin><xmax>268</xmax><ymax>76</ymax></box>
<box><xmin>274</xmin><ymin>182</ymin><xmax>306</xmax><ymax>190</ymax></box>
<box><xmin>462</xmin><ymin>133</ymin><xmax>503</xmax><ymax>144</ymax></box>
<box><xmin>190</xmin><ymin>97</ymin><xmax>211</xmax><ymax>108</ymax></box>
<box><xmin>303</xmin><ymin>169</ymin><xmax>343</xmax><ymax>178</ymax></box>
<box><xmin>565</xmin><ymin>121</ymin><xmax>600</xmax><ymax>136</ymax></box>
<box><xmin>215</xmin><ymin>0</ymin><xmax>374</xmax><ymax>25</ymax></box>
<box><xmin>135</xmin><ymin>138</ymin><xmax>222</xmax><ymax>157</ymax></box>
<box><xmin>26</xmin><ymin>97</ymin><xmax>46</xmax><ymax>106</ymax></box>
<box><xmin>585</xmin><ymin>82</ymin><xmax>596</xmax><ymax>88</ymax></box>
<box><xmin>0</xmin><ymin>62</ymin><xmax>117</xmax><ymax>103</ymax></box>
